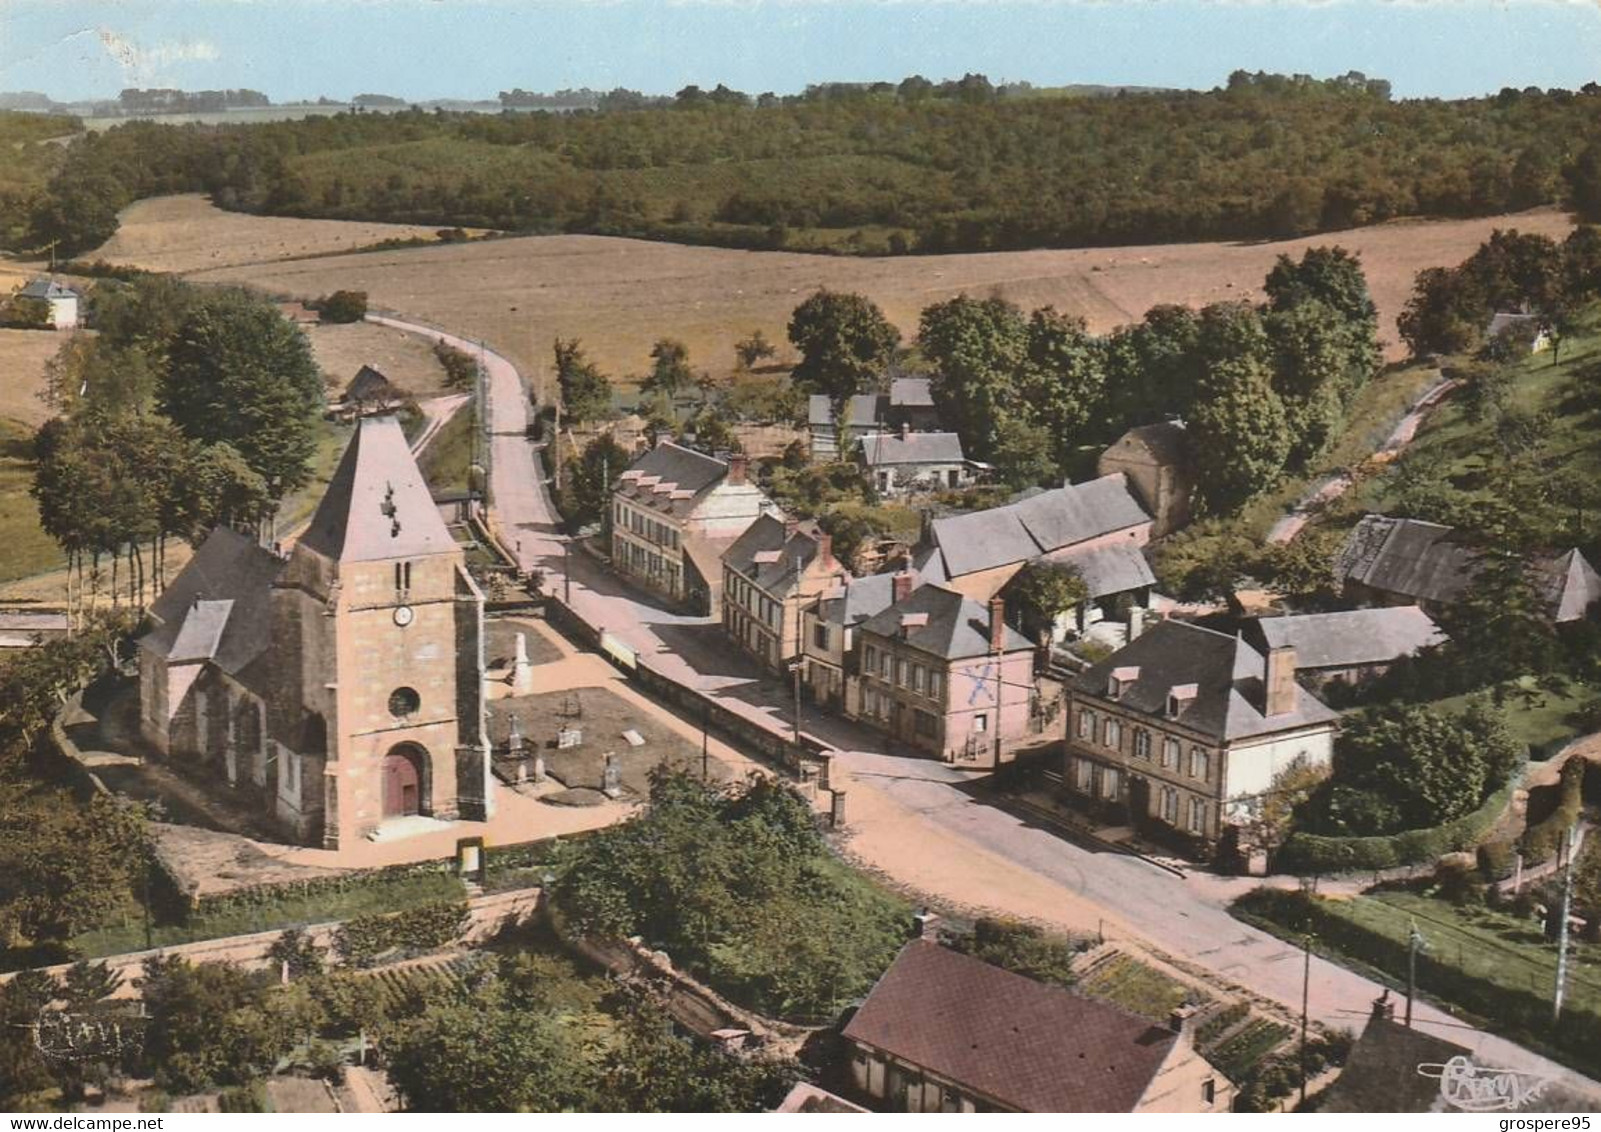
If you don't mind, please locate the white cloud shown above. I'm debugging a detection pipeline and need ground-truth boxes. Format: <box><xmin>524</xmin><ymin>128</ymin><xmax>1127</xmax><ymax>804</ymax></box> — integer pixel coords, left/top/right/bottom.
<box><xmin>96</xmin><ymin>29</ymin><xmax>220</xmax><ymax>88</ymax></box>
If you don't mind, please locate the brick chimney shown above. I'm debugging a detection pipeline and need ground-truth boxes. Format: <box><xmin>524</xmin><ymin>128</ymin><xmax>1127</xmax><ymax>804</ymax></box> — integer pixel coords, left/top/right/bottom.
<box><xmin>1371</xmin><ymin>990</ymin><xmax>1395</xmax><ymax>1022</ymax></box>
<box><xmin>1265</xmin><ymin>645</ymin><xmax>1297</xmax><ymax>717</ymax></box>
<box><xmin>989</xmin><ymin>597</ymin><xmax>1006</xmax><ymax>655</ymax></box>
<box><xmin>1169</xmin><ymin>1004</ymin><xmax>1196</xmax><ymax>1034</ymax></box>
<box><xmin>900</xmin><ymin>421</ymin><xmax>911</xmax><ymax>439</ymax></box>
<box><xmin>892</xmin><ymin>570</ymin><xmax>915</xmax><ymax>604</ymax></box>
<box><xmin>726</xmin><ymin>453</ymin><xmax>748</xmax><ymax>486</ymax></box>
<box><xmin>910</xmin><ymin>909</ymin><xmax>941</xmax><ymax>941</ymax></box>
<box><xmin>816</xmin><ymin>533</ymin><xmax>834</xmax><ymax>570</ymax></box>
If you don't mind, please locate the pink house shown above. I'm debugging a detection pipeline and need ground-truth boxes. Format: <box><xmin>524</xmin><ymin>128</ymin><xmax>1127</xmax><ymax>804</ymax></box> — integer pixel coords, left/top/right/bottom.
<box><xmin>853</xmin><ymin>577</ymin><xmax>1037</xmax><ymax>765</ymax></box>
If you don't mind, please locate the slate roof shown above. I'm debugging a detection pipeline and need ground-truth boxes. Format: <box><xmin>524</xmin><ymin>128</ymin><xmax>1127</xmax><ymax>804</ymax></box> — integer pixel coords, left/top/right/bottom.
<box><xmin>1486</xmin><ymin>311</ymin><xmax>1543</xmax><ymax>338</ymax></box>
<box><xmin>931</xmin><ymin>475</ymin><xmax>1151</xmax><ymax>578</ymax></box>
<box><xmin>859</xmin><ymin>583</ymin><xmax>1030</xmax><ymax>660</ymax></box>
<box><xmin>816</xmin><ymin>571</ymin><xmax>898</xmax><ymax>628</ymax></box>
<box><xmin>890</xmin><ymin>377</ymin><xmax>934</xmax><ymax>407</ymax></box>
<box><xmin>857</xmin><ymin>431</ymin><xmax>966</xmax><ymax>466</ymax></box>
<box><xmin>140</xmin><ymin>527</ymin><xmax>285</xmax><ymax>684</ymax></box>
<box><xmin>807</xmin><ymin>393</ymin><xmax>882</xmax><ymax>429</ymax></box>
<box><xmin>1531</xmin><ymin>547</ymin><xmax>1601</xmax><ymax>623</ymax></box>
<box><xmin>723</xmin><ymin>513</ymin><xmax>831</xmax><ymax>592</ymax></box>
<box><xmin>345</xmin><ymin>364</ymin><xmax>403</xmax><ymax>403</ymax></box>
<box><xmin>1322</xmin><ymin>1013</ymin><xmax>1471</xmax><ymax>1114</ymax></box>
<box><xmin>298</xmin><ymin>416</ymin><xmax>458</xmax><ymax>563</ymax></box>
<box><xmin>18</xmin><ymin>278</ymin><xmax>77</xmax><ymax>301</ymax></box>
<box><xmin>1251</xmin><ymin>606</ymin><xmax>1445</xmax><ymax>670</ymax></box>
<box><xmin>1071</xmin><ymin>619</ymin><xmax>1338</xmax><ymax>743</ymax></box>
<box><xmin>1106</xmin><ymin>420</ymin><xmax>1190</xmax><ymax>467</ymax></box>
<box><xmin>1335</xmin><ymin>515</ymin><xmax>1476</xmax><ymax>606</ymax></box>
<box><xmin>613</xmin><ymin>440</ymin><xmax>735</xmax><ymax>520</ymax></box>
<box><xmin>1051</xmin><ymin>540</ymin><xmax>1157</xmax><ymax>599</ymax></box>
<box><xmin>843</xmin><ymin>940</ymin><xmax>1182</xmax><ymax>1113</ymax></box>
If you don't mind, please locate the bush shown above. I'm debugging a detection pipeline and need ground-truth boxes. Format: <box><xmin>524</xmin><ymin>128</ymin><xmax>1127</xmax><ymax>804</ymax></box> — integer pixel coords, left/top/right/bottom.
<box><xmin>1519</xmin><ymin>759</ymin><xmax>1587</xmax><ymax>865</ymax></box>
<box><xmin>316</xmin><ymin>290</ymin><xmax>368</xmax><ymax>323</ymax></box>
<box><xmin>333</xmin><ymin>899</ymin><xmax>470</xmax><ymax>969</ymax></box>
<box><xmin>1477</xmin><ymin>839</ymin><xmax>1518</xmax><ymax>881</ymax></box>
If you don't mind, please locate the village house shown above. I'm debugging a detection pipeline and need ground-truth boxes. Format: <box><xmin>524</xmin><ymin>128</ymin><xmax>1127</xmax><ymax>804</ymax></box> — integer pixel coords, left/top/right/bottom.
<box><xmin>1485</xmin><ymin>311</ymin><xmax>1551</xmax><ymax>354</ymax></box>
<box><xmin>799</xmin><ymin>571</ymin><xmax>897</xmax><ymax>712</ymax></box>
<box><xmin>1097</xmin><ymin>421</ymin><xmax>1194</xmax><ymax>538</ymax></box>
<box><xmin>1336</xmin><ymin>514</ymin><xmax>1601</xmax><ymax>623</ymax></box>
<box><xmin>916</xmin><ymin>476</ymin><xmax>1156</xmax><ymax>640</ymax></box>
<box><xmin>853</xmin><ymin>577</ymin><xmax>1035</xmax><ymax>764</ymax></box>
<box><xmin>806</xmin><ymin>377</ymin><xmax>943</xmax><ymax>461</ymax></box>
<box><xmin>721</xmin><ymin>515</ymin><xmax>849</xmax><ymax>674</ymax></box>
<box><xmin>13</xmin><ymin>277</ymin><xmax>80</xmax><ymax>329</ymax></box>
<box><xmin>1062</xmin><ymin>618</ymin><xmax>1338</xmax><ymax>857</ymax></box>
<box><xmin>611</xmin><ymin>442</ymin><xmax>780</xmax><ymax>615</ymax></box>
<box><xmin>857</xmin><ymin>428</ymin><xmax>973</xmax><ymax>496</ymax></box>
<box><xmin>331</xmin><ymin>364</ymin><xmax>409</xmax><ymax>421</ymax></box>
<box><xmin>137</xmin><ymin>416</ymin><xmax>493</xmax><ymax>852</ymax></box>
<box><xmin>842</xmin><ymin>938</ymin><xmax>1234</xmax><ymax>1113</ymax></box>
<box><xmin>1242</xmin><ymin>606</ymin><xmax>1445</xmax><ymax>694</ymax></box>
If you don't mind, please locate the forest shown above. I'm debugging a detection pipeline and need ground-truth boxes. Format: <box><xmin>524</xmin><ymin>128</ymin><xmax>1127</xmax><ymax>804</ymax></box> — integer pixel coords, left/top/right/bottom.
<box><xmin>9</xmin><ymin>70</ymin><xmax>1601</xmax><ymax>259</ymax></box>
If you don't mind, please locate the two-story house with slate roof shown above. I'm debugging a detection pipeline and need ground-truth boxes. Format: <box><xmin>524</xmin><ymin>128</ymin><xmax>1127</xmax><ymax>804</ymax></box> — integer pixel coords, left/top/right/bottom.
<box><xmin>843</xmin><ymin>939</ymin><xmax>1233</xmax><ymax>1113</ymax></box>
<box><xmin>854</xmin><ymin>579</ymin><xmax>1036</xmax><ymax>764</ymax></box>
<box><xmin>611</xmin><ymin>441</ymin><xmax>780</xmax><ymax>614</ymax></box>
<box><xmin>721</xmin><ymin>514</ymin><xmax>849</xmax><ymax>674</ymax></box>
<box><xmin>800</xmin><ymin>571</ymin><xmax>898</xmax><ymax>712</ymax></box>
<box><xmin>1062</xmin><ymin>618</ymin><xmax>1337</xmax><ymax>857</ymax></box>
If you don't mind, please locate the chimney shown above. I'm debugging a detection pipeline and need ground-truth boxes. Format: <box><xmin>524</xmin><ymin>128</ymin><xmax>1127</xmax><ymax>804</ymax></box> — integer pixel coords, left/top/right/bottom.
<box><xmin>892</xmin><ymin>570</ymin><xmax>915</xmax><ymax>605</ymax></box>
<box><xmin>726</xmin><ymin>453</ymin><xmax>748</xmax><ymax>486</ymax></box>
<box><xmin>1265</xmin><ymin>645</ymin><xmax>1297</xmax><ymax>717</ymax></box>
<box><xmin>816</xmin><ymin>533</ymin><xmax>834</xmax><ymax>570</ymax></box>
<box><xmin>989</xmin><ymin>596</ymin><xmax>1006</xmax><ymax>655</ymax></box>
<box><xmin>1168</xmin><ymin>1004</ymin><xmax>1196</xmax><ymax>1035</ymax></box>
<box><xmin>1371</xmin><ymin>990</ymin><xmax>1395</xmax><ymax>1022</ymax></box>
<box><xmin>784</xmin><ymin>517</ymin><xmax>800</xmax><ymax>541</ymax></box>
<box><xmin>900</xmin><ymin>421</ymin><xmax>911</xmax><ymax>439</ymax></box>
<box><xmin>910</xmin><ymin>909</ymin><xmax>941</xmax><ymax>941</ymax></box>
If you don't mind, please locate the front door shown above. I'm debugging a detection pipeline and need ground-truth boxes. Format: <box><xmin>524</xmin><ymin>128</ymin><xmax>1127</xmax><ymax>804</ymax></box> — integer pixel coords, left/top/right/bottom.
<box><xmin>383</xmin><ymin>750</ymin><xmax>421</xmax><ymax>817</ymax></box>
<box><xmin>1129</xmin><ymin>775</ymin><xmax>1151</xmax><ymax>830</ymax></box>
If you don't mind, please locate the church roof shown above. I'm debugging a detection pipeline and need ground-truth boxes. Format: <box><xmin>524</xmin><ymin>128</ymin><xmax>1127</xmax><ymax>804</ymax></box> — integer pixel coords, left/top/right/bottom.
<box><xmin>297</xmin><ymin>416</ymin><xmax>458</xmax><ymax>563</ymax></box>
<box><xmin>140</xmin><ymin>527</ymin><xmax>285</xmax><ymax>681</ymax></box>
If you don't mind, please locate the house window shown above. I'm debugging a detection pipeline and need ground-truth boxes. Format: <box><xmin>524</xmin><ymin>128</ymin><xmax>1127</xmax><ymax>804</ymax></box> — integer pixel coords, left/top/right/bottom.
<box><xmin>1101</xmin><ymin>767</ymin><xmax>1120</xmax><ymax>801</ymax></box>
<box><xmin>1078</xmin><ymin>709</ymin><xmax>1095</xmax><ymax>739</ymax></box>
<box><xmin>1076</xmin><ymin>758</ymin><xmax>1094</xmax><ymax>792</ymax></box>
<box><xmin>1189</xmin><ymin>747</ymin><xmax>1210</xmax><ymax>780</ymax></box>
<box><xmin>814</xmin><ymin>623</ymin><xmax>830</xmax><ymax>650</ymax></box>
<box><xmin>896</xmin><ymin>658</ymin><xmax>908</xmax><ymax>686</ymax></box>
<box><xmin>1203</xmin><ymin>1080</ymin><xmax>1217</xmax><ymax>1106</ymax></box>
<box><xmin>1161</xmin><ymin>737</ymin><xmax>1180</xmax><ymax>768</ymax></box>
<box><xmin>1102</xmin><ymin>717</ymin><xmax>1121</xmax><ymax>750</ymax></box>
<box><xmin>973</xmin><ymin>713</ymin><xmax>988</xmax><ymax>733</ymax></box>
<box><xmin>863</xmin><ymin>645</ymin><xmax>876</xmax><ymax>674</ymax></box>
<box><xmin>929</xmin><ymin>671</ymin><xmax>942</xmax><ymax>700</ymax></box>
<box><xmin>912</xmin><ymin>665</ymin><xmax>925</xmax><ymax>694</ymax></box>
<box><xmin>1162</xmin><ymin>786</ymin><xmax>1179</xmax><ymax>824</ymax></box>
<box><xmin>1188</xmin><ymin>798</ymin><xmax>1206</xmax><ymax>834</ymax></box>
<box><xmin>394</xmin><ymin>561</ymin><xmax>412</xmax><ymax>592</ymax></box>
<box><xmin>1133</xmin><ymin>729</ymin><xmax>1151</xmax><ymax>759</ymax></box>
<box><xmin>913</xmin><ymin>710</ymin><xmax>937</xmax><ymax>738</ymax></box>
<box><xmin>879</xmin><ymin>651</ymin><xmax>890</xmax><ymax>678</ymax></box>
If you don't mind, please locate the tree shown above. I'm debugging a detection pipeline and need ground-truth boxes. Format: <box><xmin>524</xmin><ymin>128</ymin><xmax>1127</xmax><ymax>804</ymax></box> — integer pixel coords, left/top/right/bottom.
<box><xmin>0</xmin><ymin>790</ymin><xmax>147</xmax><ymax>946</ymax></box>
<box><xmin>555</xmin><ymin>433</ymin><xmax>628</xmax><ymax>532</ymax></box>
<box><xmin>920</xmin><ymin>294</ymin><xmax>1028</xmax><ymax>462</ymax></box>
<box><xmin>1565</xmin><ymin>142</ymin><xmax>1601</xmax><ymax>224</ymax></box>
<box><xmin>135</xmin><ymin>956</ymin><xmax>295</xmax><ymax>1093</ymax></box>
<box><xmin>602</xmin><ymin>997</ymin><xmax>798</xmax><ymax>1112</ymax></box>
<box><xmin>159</xmin><ymin>289</ymin><xmax>324</xmax><ymax>501</ymax></box>
<box><xmin>1019</xmin><ymin>307</ymin><xmax>1108</xmax><ymax>464</ymax></box>
<box><xmin>642</xmin><ymin>337</ymin><xmax>693</xmax><ymax>397</ymax></box>
<box><xmin>733</xmin><ymin>329</ymin><xmax>777</xmax><ymax>370</ymax></box>
<box><xmin>989</xmin><ymin>415</ymin><xmax>1055</xmax><ymax>491</ymax></box>
<box><xmin>948</xmin><ymin>919</ymin><xmax>1080</xmax><ymax>989</ymax></box>
<box><xmin>1005</xmin><ymin>561</ymin><xmax>1088</xmax><ymax>644</ymax></box>
<box><xmin>1187</xmin><ymin>307</ymin><xmax>1291</xmax><ymax>512</ymax></box>
<box><xmin>552</xmin><ymin>338</ymin><xmax>612</xmax><ymax>422</ymax></box>
<box><xmin>786</xmin><ymin>290</ymin><xmax>900</xmax><ymax>412</ymax></box>
<box><xmin>1398</xmin><ymin>266</ymin><xmax>1485</xmax><ymax>357</ymax></box>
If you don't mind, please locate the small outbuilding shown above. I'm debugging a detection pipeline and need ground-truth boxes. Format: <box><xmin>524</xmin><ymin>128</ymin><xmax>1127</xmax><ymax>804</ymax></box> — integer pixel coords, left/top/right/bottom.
<box><xmin>14</xmin><ymin>278</ymin><xmax>80</xmax><ymax>329</ymax></box>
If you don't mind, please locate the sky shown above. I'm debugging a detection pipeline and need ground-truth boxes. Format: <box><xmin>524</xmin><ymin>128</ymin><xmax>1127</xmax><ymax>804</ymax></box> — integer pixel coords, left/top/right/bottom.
<box><xmin>2</xmin><ymin>0</ymin><xmax>1601</xmax><ymax>104</ymax></box>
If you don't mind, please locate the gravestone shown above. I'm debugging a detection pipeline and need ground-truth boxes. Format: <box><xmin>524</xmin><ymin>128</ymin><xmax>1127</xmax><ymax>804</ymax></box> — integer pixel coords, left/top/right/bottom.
<box><xmin>602</xmin><ymin>752</ymin><xmax>622</xmax><ymax>799</ymax></box>
<box><xmin>511</xmin><ymin>632</ymin><xmax>535</xmax><ymax>694</ymax></box>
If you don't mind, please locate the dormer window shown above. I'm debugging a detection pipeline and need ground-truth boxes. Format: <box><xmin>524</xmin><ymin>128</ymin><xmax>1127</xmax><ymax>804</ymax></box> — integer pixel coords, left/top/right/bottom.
<box><xmin>1166</xmin><ymin>683</ymin><xmax>1198</xmax><ymax>719</ymax></box>
<box><xmin>1108</xmin><ymin>665</ymin><xmax>1140</xmax><ymax>699</ymax></box>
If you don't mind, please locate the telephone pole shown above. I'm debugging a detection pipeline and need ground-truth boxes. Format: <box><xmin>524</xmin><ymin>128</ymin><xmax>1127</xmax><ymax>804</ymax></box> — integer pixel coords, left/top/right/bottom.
<box><xmin>1406</xmin><ymin>920</ymin><xmax>1425</xmax><ymax>1028</ymax></box>
<box><xmin>1299</xmin><ymin>933</ymin><xmax>1312</xmax><ymax>1105</ymax></box>
<box><xmin>1553</xmin><ymin>823</ymin><xmax>1580</xmax><ymax>1022</ymax></box>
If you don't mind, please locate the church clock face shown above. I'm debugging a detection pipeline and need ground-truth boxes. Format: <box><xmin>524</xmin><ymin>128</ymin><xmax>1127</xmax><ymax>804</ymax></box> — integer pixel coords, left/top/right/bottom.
<box><xmin>393</xmin><ymin>605</ymin><xmax>415</xmax><ymax>627</ymax></box>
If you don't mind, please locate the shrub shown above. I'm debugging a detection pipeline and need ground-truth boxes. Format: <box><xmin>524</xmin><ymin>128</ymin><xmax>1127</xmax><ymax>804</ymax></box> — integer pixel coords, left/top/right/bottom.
<box><xmin>333</xmin><ymin>899</ymin><xmax>470</xmax><ymax>969</ymax></box>
<box><xmin>317</xmin><ymin>290</ymin><xmax>368</xmax><ymax>323</ymax></box>
<box><xmin>1519</xmin><ymin>759</ymin><xmax>1587</xmax><ymax>865</ymax></box>
<box><xmin>1275</xmin><ymin>778</ymin><xmax>1517</xmax><ymax>875</ymax></box>
<box><xmin>1477</xmin><ymin>839</ymin><xmax>1518</xmax><ymax>881</ymax></box>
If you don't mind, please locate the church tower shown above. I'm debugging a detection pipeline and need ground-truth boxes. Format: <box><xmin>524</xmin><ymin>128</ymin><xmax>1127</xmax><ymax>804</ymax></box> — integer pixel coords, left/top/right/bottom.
<box><xmin>274</xmin><ymin>416</ymin><xmax>492</xmax><ymax>849</ymax></box>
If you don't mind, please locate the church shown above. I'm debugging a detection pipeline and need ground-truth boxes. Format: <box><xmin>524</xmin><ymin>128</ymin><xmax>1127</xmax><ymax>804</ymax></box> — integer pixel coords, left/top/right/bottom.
<box><xmin>137</xmin><ymin>416</ymin><xmax>493</xmax><ymax>851</ymax></box>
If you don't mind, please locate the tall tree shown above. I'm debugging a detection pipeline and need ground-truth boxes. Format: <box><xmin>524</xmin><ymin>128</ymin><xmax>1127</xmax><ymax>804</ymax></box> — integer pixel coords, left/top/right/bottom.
<box><xmin>919</xmin><ymin>294</ymin><xmax>1028</xmax><ymax>462</ymax></box>
<box><xmin>159</xmin><ymin>289</ymin><xmax>324</xmax><ymax>501</ymax></box>
<box><xmin>1019</xmin><ymin>307</ymin><xmax>1108</xmax><ymax>464</ymax></box>
<box><xmin>1187</xmin><ymin>306</ymin><xmax>1291</xmax><ymax>513</ymax></box>
<box><xmin>641</xmin><ymin>337</ymin><xmax>694</xmax><ymax>398</ymax></box>
<box><xmin>786</xmin><ymin>289</ymin><xmax>900</xmax><ymax>412</ymax></box>
<box><xmin>552</xmin><ymin>337</ymin><xmax>613</xmax><ymax>422</ymax></box>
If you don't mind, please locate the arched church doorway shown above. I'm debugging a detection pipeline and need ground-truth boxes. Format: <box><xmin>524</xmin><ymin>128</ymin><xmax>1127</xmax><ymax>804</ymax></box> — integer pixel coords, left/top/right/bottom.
<box><xmin>382</xmin><ymin>744</ymin><xmax>429</xmax><ymax>818</ymax></box>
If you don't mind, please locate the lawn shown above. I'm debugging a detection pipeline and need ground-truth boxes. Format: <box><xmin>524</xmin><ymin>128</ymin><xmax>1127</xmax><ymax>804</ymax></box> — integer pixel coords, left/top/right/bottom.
<box><xmin>0</xmin><ymin>418</ymin><xmax>64</xmax><ymax>584</ymax></box>
<box><xmin>1074</xmin><ymin>950</ymin><xmax>1204</xmax><ymax>1022</ymax></box>
<box><xmin>417</xmin><ymin>398</ymin><xmax>477</xmax><ymax>497</ymax></box>
<box><xmin>1425</xmin><ymin>676</ymin><xmax>1594</xmax><ymax>759</ymax></box>
<box><xmin>278</xmin><ymin>418</ymin><xmax>354</xmax><ymax>534</ymax></box>
<box><xmin>69</xmin><ymin>870</ymin><xmax>466</xmax><ymax>960</ymax></box>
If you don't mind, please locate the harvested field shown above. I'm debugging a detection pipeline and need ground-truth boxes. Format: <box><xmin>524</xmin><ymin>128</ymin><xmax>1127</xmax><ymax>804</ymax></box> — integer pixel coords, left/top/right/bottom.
<box><xmin>174</xmin><ymin>201</ymin><xmax>1575</xmax><ymax>400</ymax></box>
<box><xmin>88</xmin><ymin>194</ymin><xmax>488</xmax><ymax>274</ymax></box>
<box><xmin>0</xmin><ymin>327</ymin><xmax>70</xmax><ymax>428</ymax></box>
<box><xmin>307</xmin><ymin>319</ymin><xmax>454</xmax><ymax>399</ymax></box>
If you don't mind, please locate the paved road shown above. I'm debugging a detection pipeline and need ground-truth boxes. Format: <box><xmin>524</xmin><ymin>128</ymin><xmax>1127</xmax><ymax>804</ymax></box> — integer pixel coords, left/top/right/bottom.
<box><xmin>371</xmin><ymin>313</ymin><xmax>1599</xmax><ymax>1097</ymax></box>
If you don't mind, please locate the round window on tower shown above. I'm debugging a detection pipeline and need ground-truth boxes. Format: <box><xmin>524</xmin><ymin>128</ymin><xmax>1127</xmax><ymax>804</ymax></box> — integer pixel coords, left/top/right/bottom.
<box><xmin>388</xmin><ymin>687</ymin><xmax>421</xmax><ymax>719</ymax></box>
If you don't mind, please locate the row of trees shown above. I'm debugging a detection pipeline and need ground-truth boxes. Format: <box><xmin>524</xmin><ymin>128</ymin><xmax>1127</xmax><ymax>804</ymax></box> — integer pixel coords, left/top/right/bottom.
<box><xmin>17</xmin><ymin>74</ymin><xmax>1601</xmax><ymax>259</ymax></box>
<box><xmin>30</xmin><ymin>278</ymin><xmax>325</xmax><ymax>613</ymax></box>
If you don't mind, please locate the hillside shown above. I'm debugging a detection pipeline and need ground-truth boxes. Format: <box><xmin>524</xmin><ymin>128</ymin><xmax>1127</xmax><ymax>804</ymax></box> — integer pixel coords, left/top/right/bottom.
<box><xmin>174</xmin><ymin>200</ymin><xmax>1573</xmax><ymax>396</ymax></box>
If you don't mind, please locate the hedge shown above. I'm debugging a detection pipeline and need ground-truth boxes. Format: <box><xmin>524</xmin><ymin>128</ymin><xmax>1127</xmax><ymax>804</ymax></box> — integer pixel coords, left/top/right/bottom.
<box><xmin>1274</xmin><ymin>777</ymin><xmax>1519</xmax><ymax>876</ymax></box>
<box><xmin>1234</xmin><ymin>887</ymin><xmax>1601</xmax><ymax>1076</ymax></box>
<box><xmin>1519</xmin><ymin>759</ymin><xmax>1588</xmax><ymax>866</ymax></box>
<box><xmin>333</xmin><ymin>898</ymin><xmax>470</xmax><ymax>968</ymax></box>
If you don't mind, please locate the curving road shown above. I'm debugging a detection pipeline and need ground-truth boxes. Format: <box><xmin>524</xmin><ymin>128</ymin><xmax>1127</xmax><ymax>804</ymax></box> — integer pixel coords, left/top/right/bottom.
<box><xmin>369</xmin><ymin>313</ymin><xmax>1599</xmax><ymax>1100</ymax></box>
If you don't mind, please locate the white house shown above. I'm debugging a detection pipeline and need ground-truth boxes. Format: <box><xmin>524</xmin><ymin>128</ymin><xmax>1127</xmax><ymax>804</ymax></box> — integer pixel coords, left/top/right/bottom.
<box><xmin>16</xmin><ymin>278</ymin><xmax>80</xmax><ymax>329</ymax></box>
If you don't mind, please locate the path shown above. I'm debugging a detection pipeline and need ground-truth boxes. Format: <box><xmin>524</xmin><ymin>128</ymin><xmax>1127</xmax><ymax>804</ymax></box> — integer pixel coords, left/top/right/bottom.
<box><xmin>410</xmin><ymin>392</ymin><xmax>470</xmax><ymax>454</ymax></box>
<box><xmin>1266</xmin><ymin>373</ymin><xmax>1457</xmax><ymax>545</ymax></box>
<box><xmin>368</xmin><ymin>313</ymin><xmax>1600</xmax><ymax>1098</ymax></box>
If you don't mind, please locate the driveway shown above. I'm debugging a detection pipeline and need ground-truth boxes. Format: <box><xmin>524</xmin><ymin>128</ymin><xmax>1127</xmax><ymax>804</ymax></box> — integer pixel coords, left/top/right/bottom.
<box><xmin>369</xmin><ymin>313</ymin><xmax>1599</xmax><ymax>1098</ymax></box>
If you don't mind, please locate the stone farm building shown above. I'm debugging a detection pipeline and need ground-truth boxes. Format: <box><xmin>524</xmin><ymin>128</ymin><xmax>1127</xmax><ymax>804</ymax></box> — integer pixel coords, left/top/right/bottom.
<box><xmin>1242</xmin><ymin>606</ymin><xmax>1444</xmax><ymax>694</ymax></box>
<box><xmin>857</xmin><ymin>429</ymin><xmax>973</xmax><ymax>497</ymax></box>
<box><xmin>1062</xmin><ymin>619</ymin><xmax>1337</xmax><ymax>857</ymax></box>
<box><xmin>800</xmin><ymin>571</ymin><xmax>898</xmax><ymax>712</ymax></box>
<box><xmin>137</xmin><ymin>416</ymin><xmax>493</xmax><ymax>852</ymax></box>
<box><xmin>807</xmin><ymin>378</ymin><xmax>942</xmax><ymax>461</ymax></box>
<box><xmin>610</xmin><ymin>442</ymin><xmax>779</xmax><ymax>615</ymax></box>
<box><xmin>16</xmin><ymin>277</ymin><xmax>79</xmax><ymax>329</ymax></box>
<box><xmin>842</xmin><ymin>939</ymin><xmax>1234</xmax><ymax>1113</ymax></box>
<box><xmin>1097</xmin><ymin>421</ymin><xmax>1194</xmax><ymax>539</ymax></box>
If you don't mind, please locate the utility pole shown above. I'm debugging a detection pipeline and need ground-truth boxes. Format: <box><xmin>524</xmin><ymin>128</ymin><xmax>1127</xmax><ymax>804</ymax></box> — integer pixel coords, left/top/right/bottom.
<box><xmin>1300</xmin><ymin>934</ymin><xmax>1312</xmax><ymax>1106</ymax></box>
<box><xmin>1406</xmin><ymin>920</ymin><xmax>1425</xmax><ymax>1028</ymax></box>
<box><xmin>792</xmin><ymin>554</ymin><xmax>803</xmax><ymax>751</ymax></box>
<box><xmin>1554</xmin><ymin>822</ymin><xmax>1580</xmax><ymax>1022</ymax></box>
<box><xmin>702</xmin><ymin>703</ymin><xmax>710</xmax><ymax>782</ymax></box>
<box><xmin>563</xmin><ymin>540</ymin><xmax>572</xmax><ymax>606</ymax></box>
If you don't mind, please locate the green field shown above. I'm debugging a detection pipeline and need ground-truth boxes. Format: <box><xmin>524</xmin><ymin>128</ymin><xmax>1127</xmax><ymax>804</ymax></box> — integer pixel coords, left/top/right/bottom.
<box><xmin>0</xmin><ymin>419</ymin><xmax>64</xmax><ymax>584</ymax></box>
<box><xmin>416</xmin><ymin>400</ymin><xmax>477</xmax><ymax>497</ymax></box>
<box><xmin>1425</xmin><ymin>676</ymin><xmax>1593</xmax><ymax>759</ymax></box>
